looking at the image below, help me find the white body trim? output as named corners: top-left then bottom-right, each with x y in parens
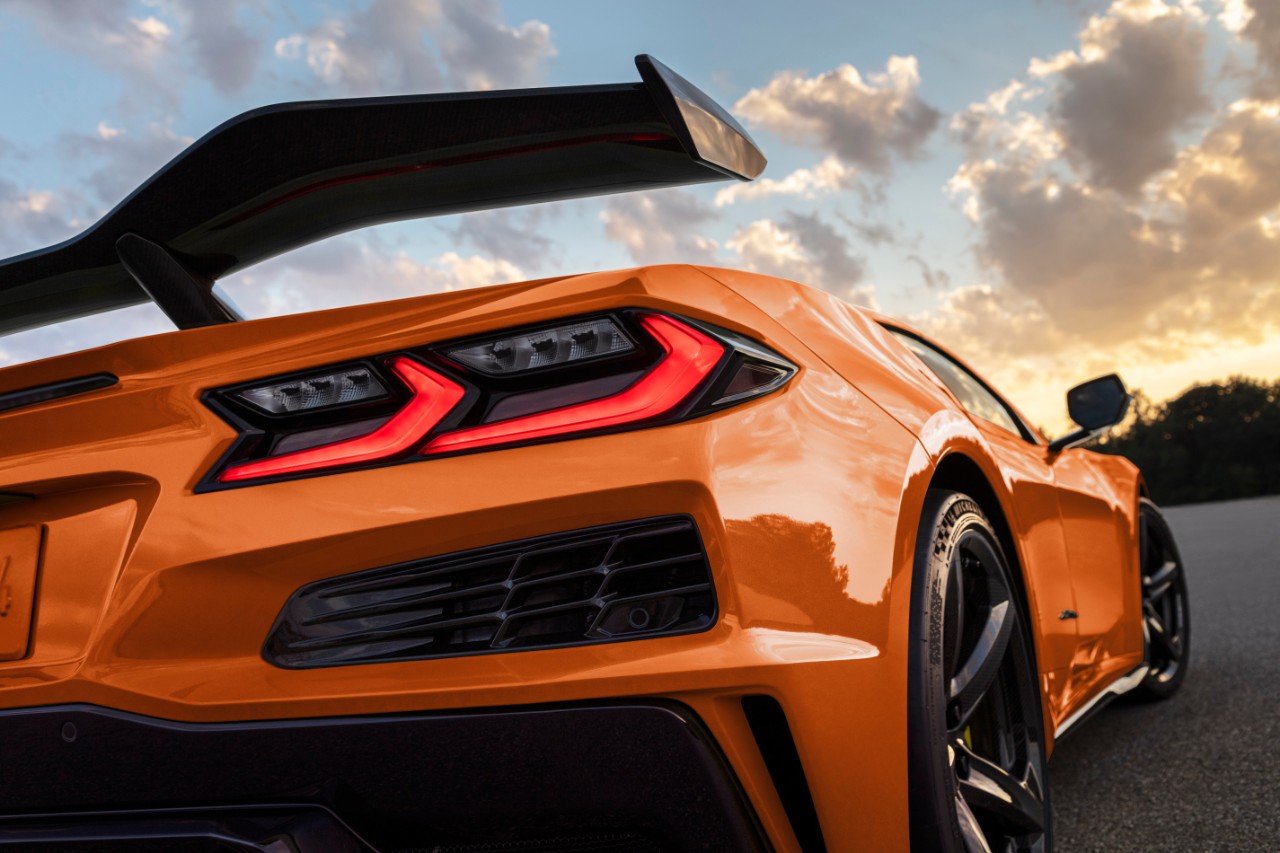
top-left (1054, 664), bottom-right (1150, 741)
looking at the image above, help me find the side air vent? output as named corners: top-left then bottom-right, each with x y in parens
top-left (265, 516), bottom-right (715, 668)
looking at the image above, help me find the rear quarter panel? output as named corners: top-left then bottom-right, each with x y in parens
top-left (701, 267), bottom-right (1143, 745)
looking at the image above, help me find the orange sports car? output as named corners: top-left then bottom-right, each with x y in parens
top-left (0, 56), bottom-right (1189, 852)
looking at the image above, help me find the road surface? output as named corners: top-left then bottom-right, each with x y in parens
top-left (1051, 494), bottom-right (1280, 851)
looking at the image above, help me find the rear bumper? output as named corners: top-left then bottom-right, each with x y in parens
top-left (0, 701), bottom-right (765, 852)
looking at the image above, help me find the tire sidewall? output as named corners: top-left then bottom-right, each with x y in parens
top-left (907, 488), bottom-right (1052, 852)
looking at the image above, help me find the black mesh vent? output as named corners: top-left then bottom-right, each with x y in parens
top-left (265, 516), bottom-right (715, 668)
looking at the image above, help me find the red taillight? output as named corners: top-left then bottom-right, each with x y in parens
top-left (218, 356), bottom-right (464, 482)
top-left (423, 314), bottom-right (723, 455)
top-left (202, 310), bottom-right (794, 489)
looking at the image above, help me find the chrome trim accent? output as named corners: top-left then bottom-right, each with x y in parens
top-left (1053, 664), bottom-right (1149, 740)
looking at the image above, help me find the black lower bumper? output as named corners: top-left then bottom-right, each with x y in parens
top-left (0, 701), bottom-right (767, 852)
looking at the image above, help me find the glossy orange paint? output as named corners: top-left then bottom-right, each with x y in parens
top-left (0, 264), bottom-right (1147, 851)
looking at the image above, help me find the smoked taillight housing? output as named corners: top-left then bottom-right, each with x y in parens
top-left (235, 366), bottom-right (389, 414)
top-left (199, 310), bottom-right (797, 489)
top-left (442, 317), bottom-right (636, 375)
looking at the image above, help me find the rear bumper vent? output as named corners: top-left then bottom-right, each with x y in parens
top-left (265, 516), bottom-right (716, 668)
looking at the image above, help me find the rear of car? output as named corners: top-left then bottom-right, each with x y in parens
top-left (0, 261), bottom-right (938, 851)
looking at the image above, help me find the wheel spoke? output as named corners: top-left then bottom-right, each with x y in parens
top-left (955, 740), bottom-right (1045, 835)
top-left (1143, 559), bottom-right (1179, 600)
top-left (948, 600), bottom-right (1013, 730)
top-left (1144, 603), bottom-right (1180, 661)
top-left (955, 791), bottom-right (995, 853)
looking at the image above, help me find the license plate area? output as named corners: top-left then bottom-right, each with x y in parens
top-left (0, 526), bottom-right (41, 661)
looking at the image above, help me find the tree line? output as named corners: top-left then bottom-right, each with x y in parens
top-left (1089, 376), bottom-right (1280, 506)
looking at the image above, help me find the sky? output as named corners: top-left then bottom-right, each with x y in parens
top-left (1, 0), bottom-right (1278, 432)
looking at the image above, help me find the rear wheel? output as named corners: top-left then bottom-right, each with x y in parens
top-left (908, 490), bottom-right (1051, 853)
top-left (1132, 497), bottom-right (1190, 701)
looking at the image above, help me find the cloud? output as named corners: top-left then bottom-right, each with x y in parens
top-left (732, 56), bottom-right (941, 173)
top-left (1236, 0), bottom-right (1280, 94)
top-left (937, 0), bottom-right (1280, 359)
top-left (954, 160), bottom-right (1187, 342)
top-left (952, 134), bottom-right (1280, 348)
top-left (905, 254), bottom-right (952, 290)
top-left (845, 217), bottom-right (900, 247)
top-left (3, 1), bottom-right (171, 76)
top-left (598, 190), bottom-right (719, 265)
top-left (713, 156), bottom-right (858, 206)
top-left (171, 1), bottom-right (264, 96)
top-left (598, 188), bottom-right (871, 303)
top-left (274, 0), bottom-right (555, 96)
top-left (2, 0), bottom-right (266, 105)
top-left (436, 0), bottom-right (555, 90)
top-left (0, 181), bottom-right (87, 255)
top-left (1048, 0), bottom-right (1209, 195)
top-left (1163, 99), bottom-right (1280, 240)
top-left (951, 80), bottom-right (1059, 162)
top-left (912, 284), bottom-right (1069, 362)
top-left (446, 208), bottom-right (558, 271)
top-left (59, 122), bottom-right (192, 207)
top-left (953, 1), bottom-right (1210, 197)
top-left (226, 236), bottom-right (526, 318)
top-left (725, 212), bottom-right (871, 303)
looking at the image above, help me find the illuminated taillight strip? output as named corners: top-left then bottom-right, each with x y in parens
top-left (218, 356), bottom-right (464, 482)
top-left (423, 313), bottom-right (723, 456)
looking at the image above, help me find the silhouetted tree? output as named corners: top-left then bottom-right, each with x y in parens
top-left (1090, 376), bottom-right (1280, 505)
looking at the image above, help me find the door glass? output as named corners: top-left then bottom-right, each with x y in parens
top-left (888, 330), bottom-right (1023, 437)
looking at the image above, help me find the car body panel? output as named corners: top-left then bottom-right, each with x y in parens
top-left (702, 266), bottom-right (1147, 743)
top-left (0, 264), bottom-right (1149, 851)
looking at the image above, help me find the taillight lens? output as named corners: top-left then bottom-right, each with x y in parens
top-left (219, 358), bottom-right (464, 483)
top-left (424, 314), bottom-right (721, 455)
top-left (200, 311), bottom-right (796, 489)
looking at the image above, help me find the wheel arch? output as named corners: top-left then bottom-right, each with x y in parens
top-left (926, 453), bottom-right (1033, 620)
top-left (923, 451), bottom-right (1051, 734)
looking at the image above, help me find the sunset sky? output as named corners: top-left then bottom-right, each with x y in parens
top-left (1, 0), bottom-right (1277, 431)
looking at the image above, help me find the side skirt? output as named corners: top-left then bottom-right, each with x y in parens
top-left (1052, 664), bottom-right (1150, 743)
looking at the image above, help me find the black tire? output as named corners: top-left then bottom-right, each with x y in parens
top-left (908, 490), bottom-right (1051, 852)
top-left (1131, 497), bottom-right (1190, 701)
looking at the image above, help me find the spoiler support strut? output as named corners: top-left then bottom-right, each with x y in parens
top-left (116, 234), bottom-right (241, 329)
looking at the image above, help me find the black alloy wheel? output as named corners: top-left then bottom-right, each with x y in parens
top-left (1132, 497), bottom-right (1190, 700)
top-left (909, 490), bottom-right (1051, 853)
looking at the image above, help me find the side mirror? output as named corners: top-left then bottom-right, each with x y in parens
top-left (1048, 373), bottom-right (1131, 453)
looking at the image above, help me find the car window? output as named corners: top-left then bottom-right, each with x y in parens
top-left (887, 330), bottom-right (1025, 438)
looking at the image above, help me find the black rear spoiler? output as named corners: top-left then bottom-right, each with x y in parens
top-left (0, 55), bottom-right (764, 335)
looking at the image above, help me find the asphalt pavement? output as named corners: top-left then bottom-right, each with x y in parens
top-left (1050, 494), bottom-right (1280, 851)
